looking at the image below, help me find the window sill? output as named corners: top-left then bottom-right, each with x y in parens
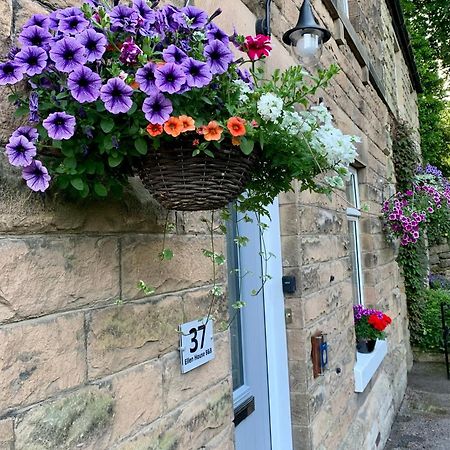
top-left (354, 339), bottom-right (388, 392)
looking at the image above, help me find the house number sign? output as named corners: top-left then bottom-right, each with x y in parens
top-left (179, 317), bottom-right (214, 373)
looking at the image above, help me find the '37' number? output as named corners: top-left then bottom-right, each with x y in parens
top-left (189, 324), bottom-right (206, 353)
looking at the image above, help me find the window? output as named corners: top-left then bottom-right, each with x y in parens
top-left (346, 167), bottom-right (364, 305)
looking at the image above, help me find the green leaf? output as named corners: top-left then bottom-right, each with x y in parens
top-left (159, 248), bottom-right (174, 261)
top-left (64, 157), bottom-right (77, 170)
top-left (94, 182), bottom-right (108, 197)
top-left (240, 137), bottom-right (255, 155)
top-left (70, 178), bottom-right (85, 191)
top-left (137, 280), bottom-right (155, 295)
top-left (108, 154), bottom-right (123, 167)
top-left (127, 102), bottom-right (138, 115)
top-left (134, 138), bottom-right (148, 155)
top-left (100, 117), bottom-right (115, 133)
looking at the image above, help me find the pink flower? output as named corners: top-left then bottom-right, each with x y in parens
top-left (243, 34), bottom-right (272, 60)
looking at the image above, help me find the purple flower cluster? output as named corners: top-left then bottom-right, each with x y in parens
top-left (4, 127), bottom-right (51, 192)
top-left (353, 304), bottom-right (384, 322)
top-left (382, 194), bottom-right (426, 245)
top-left (2, 1), bottom-right (238, 194)
top-left (383, 165), bottom-right (450, 246)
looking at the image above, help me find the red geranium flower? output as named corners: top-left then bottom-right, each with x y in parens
top-left (243, 34), bottom-right (272, 61)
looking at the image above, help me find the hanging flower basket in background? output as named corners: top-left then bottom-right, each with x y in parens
top-left (1, 1), bottom-right (360, 213)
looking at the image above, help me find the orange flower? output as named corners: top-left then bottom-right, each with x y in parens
top-left (164, 116), bottom-right (184, 137)
top-left (231, 136), bottom-right (241, 146)
top-left (196, 125), bottom-right (206, 135)
top-left (204, 121), bottom-right (223, 141)
top-left (227, 116), bottom-right (247, 137)
top-left (130, 80), bottom-right (140, 89)
top-left (146, 123), bottom-right (163, 137)
top-left (179, 115), bottom-right (196, 133)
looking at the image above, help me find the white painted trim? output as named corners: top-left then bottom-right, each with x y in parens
top-left (262, 199), bottom-right (294, 450)
top-left (354, 340), bottom-right (388, 392)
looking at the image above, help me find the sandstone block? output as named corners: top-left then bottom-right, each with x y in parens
top-left (203, 425), bottom-right (234, 450)
top-left (0, 236), bottom-right (120, 323)
top-left (0, 312), bottom-right (86, 412)
top-left (0, 418), bottom-right (14, 450)
top-left (301, 235), bottom-right (348, 265)
top-left (103, 360), bottom-right (163, 443)
top-left (120, 234), bottom-right (224, 300)
top-left (162, 331), bottom-right (230, 412)
top-left (87, 295), bottom-right (183, 379)
top-left (0, 0), bottom-right (12, 54)
top-left (15, 387), bottom-right (113, 450)
top-left (114, 379), bottom-right (232, 450)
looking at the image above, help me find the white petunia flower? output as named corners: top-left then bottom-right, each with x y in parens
top-left (310, 105), bottom-right (333, 125)
top-left (257, 93), bottom-right (284, 122)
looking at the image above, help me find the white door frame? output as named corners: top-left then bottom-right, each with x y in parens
top-left (262, 199), bottom-right (293, 450)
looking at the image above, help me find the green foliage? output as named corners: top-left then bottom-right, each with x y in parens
top-left (427, 205), bottom-right (450, 245)
top-left (401, 0), bottom-right (450, 176)
top-left (409, 288), bottom-right (450, 351)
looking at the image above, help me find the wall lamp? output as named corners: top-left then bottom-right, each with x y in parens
top-left (256, 0), bottom-right (332, 66)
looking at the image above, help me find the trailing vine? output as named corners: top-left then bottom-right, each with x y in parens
top-left (390, 121), bottom-right (428, 347)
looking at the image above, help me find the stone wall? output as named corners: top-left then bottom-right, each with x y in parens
top-left (429, 241), bottom-right (450, 278)
top-left (0, 1), bottom-right (419, 450)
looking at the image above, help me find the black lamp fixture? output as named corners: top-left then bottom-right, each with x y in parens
top-left (256, 0), bottom-right (331, 67)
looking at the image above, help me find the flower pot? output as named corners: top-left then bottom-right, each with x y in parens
top-left (356, 338), bottom-right (376, 354)
top-left (137, 137), bottom-right (258, 211)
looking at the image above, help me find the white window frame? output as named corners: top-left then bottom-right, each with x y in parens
top-left (346, 167), bottom-right (364, 305)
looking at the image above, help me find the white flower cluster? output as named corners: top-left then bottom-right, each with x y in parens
top-left (233, 79), bottom-right (252, 104)
top-left (257, 93), bottom-right (284, 122)
top-left (281, 111), bottom-right (312, 135)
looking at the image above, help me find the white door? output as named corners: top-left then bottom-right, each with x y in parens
top-left (228, 199), bottom-right (293, 450)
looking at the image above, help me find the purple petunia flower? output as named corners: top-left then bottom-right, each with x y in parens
top-left (49, 37), bottom-right (87, 73)
top-left (206, 23), bottom-right (229, 45)
top-left (133, 0), bottom-right (156, 23)
top-left (182, 58), bottom-right (212, 88)
top-left (29, 92), bottom-right (39, 122)
top-left (119, 38), bottom-right (142, 64)
top-left (43, 111), bottom-right (76, 140)
top-left (23, 14), bottom-right (51, 30)
top-left (163, 45), bottom-right (188, 64)
top-left (11, 126), bottom-right (39, 142)
top-left (78, 29), bottom-right (107, 62)
top-left (204, 39), bottom-right (234, 75)
top-left (161, 5), bottom-right (185, 31)
top-left (22, 160), bottom-right (51, 192)
top-left (154, 63), bottom-right (186, 94)
top-left (58, 14), bottom-right (89, 34)
top-left (135, 62), bottom-right (157, 95)
top-left (0, 61), bottom-right (25, 85)
top-left (142, 92), bottom-right (173, 124)
top-left (15, 46), bottom-right (48, 76)
top-left (56, 7), bottom-right (84, 20)
top-left (110, 5), bottom-right (139, 33)
top-left (68, 66), bottom-right (102, 103)
top-left (5, 136), bottom-right (37, 167)
top-left (19, 25), bottom-right (52, 49)
top-left (181, 6), bottom-right (208, 29)
top-left (100, 77), bottom-right (133, 114)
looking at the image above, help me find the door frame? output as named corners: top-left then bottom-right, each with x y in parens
top-left (261, 199), bottom-right (293, 450)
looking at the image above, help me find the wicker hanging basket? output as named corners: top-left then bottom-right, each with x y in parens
top-left (136, 138), bottom-right (257, 211)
